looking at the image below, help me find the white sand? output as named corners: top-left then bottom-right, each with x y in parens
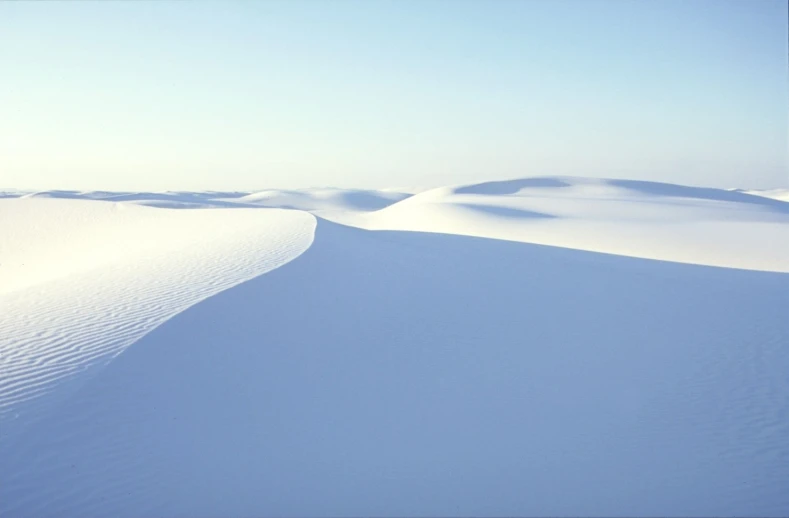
top-left (1, 177), bottom-right (787, 517)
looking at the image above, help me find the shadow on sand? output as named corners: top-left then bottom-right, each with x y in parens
top-left (2, 219), bottom-right (788, 517)
top-left (608, 179), bottom-right (789, 213)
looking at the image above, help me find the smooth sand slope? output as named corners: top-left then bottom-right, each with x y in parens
top-left (330, 177), bottom-right (789, 272)
top-left (0, 198), bottom-right (314, 438)
top-left (1, 177), bottom-right (788, 517)
top-left (744, 187), bottom-right (789, 203)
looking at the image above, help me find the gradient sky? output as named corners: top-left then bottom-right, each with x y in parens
top-left (1, 0), bottom-right (787, 191)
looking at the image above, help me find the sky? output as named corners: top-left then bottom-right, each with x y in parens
top-left (1, 0), bottom-right (787, 191)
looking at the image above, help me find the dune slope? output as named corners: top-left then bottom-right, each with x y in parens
top-left (333, 177), bottom-right (789, 272)
top-left (1, 219), bottom-right (787, 517)
top-left (0, 198), bottom-right (315, 438)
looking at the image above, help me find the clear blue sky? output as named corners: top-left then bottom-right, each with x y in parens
top-left (1, 0), bottom-right (787, 190)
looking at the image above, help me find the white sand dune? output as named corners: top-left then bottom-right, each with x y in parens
top-left (11, 187), bottom-right (412, 211)
top-left (0, 198), bottom-right (314, 439)
top-left (0, 177), bottom-right (788, 517)
top-left (744, 187), bottom-right (789, 203)
top-left (230, 187), bottom-right (411, 212)
top-left (331, 177), bottom-right (789, 272)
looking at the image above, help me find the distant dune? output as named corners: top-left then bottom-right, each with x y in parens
top-left (743, 187), bottom-right (789, 203)
top-left (232, 187), bottom-right (411, 211)
top-left (331, 176), bottom-right (789, 272)
top-left (1, 177), bottom-right (788, 517)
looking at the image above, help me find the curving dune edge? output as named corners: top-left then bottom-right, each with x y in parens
top-left (1, 177), bottom-right (788, 517)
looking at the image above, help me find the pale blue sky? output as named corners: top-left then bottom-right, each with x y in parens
top-left (1, 0), bottom-right (787, 190)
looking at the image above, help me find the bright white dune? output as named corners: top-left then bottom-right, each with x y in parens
top-left (331, 177), bottom-right (789, 272)
top-left (0, 178), bottom-right (788, 517)
top-left (0, 198), bottom-right (314, 437)
top-left (745, 187), bottom-right (789, 203)
top-left (229, 187), bottom-right (411, 212)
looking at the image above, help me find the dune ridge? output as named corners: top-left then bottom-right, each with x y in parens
top-left (0, 199), bottom-right (314, 440)
top-left (329, 177), bottom-right (789, 272)
top-left (1, 177), bottom-right (788, 516)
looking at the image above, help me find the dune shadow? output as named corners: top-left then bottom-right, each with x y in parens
top-left (337, 190), bottom-right (412, 211)
top-left (457, 203), bottom-right (557, 219)
top-left (241, 190), bottom-right (412, 211)
top-left (454, 177), bottom-right (571, 195)
top-left (24, 190), bottom-right (85, 199)
top-left (103, 192), bottom-right (261, 209)
top-left (13, 191), bottom-right (262, 209)
top-left (608, 179), bottom-right (789, 213)
top-left (2, 220), bottom-right (787, 517)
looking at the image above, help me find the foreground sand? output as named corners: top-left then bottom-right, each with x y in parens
top-left (1, 177), bottom-right (787, 516)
